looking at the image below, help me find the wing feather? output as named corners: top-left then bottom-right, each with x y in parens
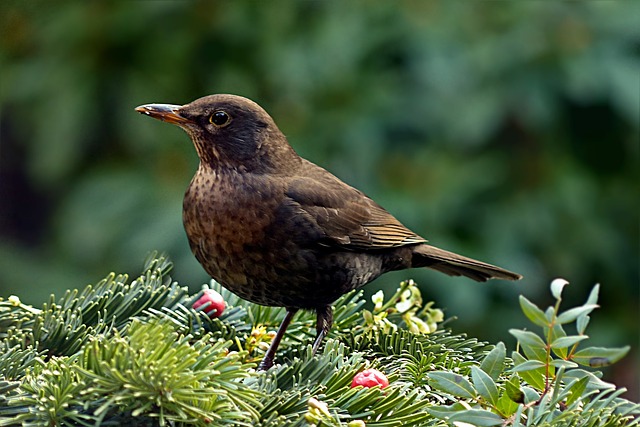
top-left (285, 174), bottom-right (426, 251)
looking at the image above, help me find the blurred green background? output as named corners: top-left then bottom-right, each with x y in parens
top-left (1, 1), bottom-right (638, 398)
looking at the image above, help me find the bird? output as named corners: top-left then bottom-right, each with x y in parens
top-left (135, 94), bottom-right (522, 370)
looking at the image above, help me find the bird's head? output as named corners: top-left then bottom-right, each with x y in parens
top-left (135, 94), bottom-right (298, 172)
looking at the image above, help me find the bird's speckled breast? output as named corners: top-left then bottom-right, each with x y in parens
top-left (183, 165), bottom-right (279, 292)
top-left (182, 164), bottom-right (386, 308)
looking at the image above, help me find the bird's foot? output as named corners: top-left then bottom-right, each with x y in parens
top-left (311, 329), bottom-right (327, 355)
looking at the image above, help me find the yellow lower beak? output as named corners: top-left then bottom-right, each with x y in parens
top-left (135, 103), bottom-right (193, 126)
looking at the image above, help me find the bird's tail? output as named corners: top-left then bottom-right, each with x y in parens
top-left (411, 244), bottom-right (522, 282)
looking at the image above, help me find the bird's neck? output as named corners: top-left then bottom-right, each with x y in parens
top-left (197, 152), bottom-right (304, 178)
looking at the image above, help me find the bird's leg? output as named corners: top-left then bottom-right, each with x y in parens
top-left (258, 308), bottom-right (298, 371)
top-left (311, 305), bottom-right (333, 355)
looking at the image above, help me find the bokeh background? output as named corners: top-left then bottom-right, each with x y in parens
top-left (1, 1), bottom-right (638, 399)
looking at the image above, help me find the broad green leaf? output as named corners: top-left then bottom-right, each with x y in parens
top-left (575, 284), bottom-right (598, 336)
top-left (547, 323), bottom-right (568, 358)
top-left (509, 329), bottom-right (546, 348)
top-left (565, 376), bottom-right (589, 407)
top-left (551, 335), bottom-right (588, 349)
top-left (519, 296), bottom-right (548, 327)
top-left (522, 386), bottom-right (540, 404)
top-left (471, 366), bottom-right (499, 405)
top-left (556, 304), bottom-right (599, 324)
top-left (505, 374), bottom-right (524, 403)
top-left (545, 306), bottom-right (555, 321)
top-left (510, 360), bottom-right (546, 372)
top-left (480, 342), bottom-right (505, 381)
top-left (550, 278), bottom-right (569, 300)
top-left (428, 371), bottom-right (476, 399)
top-left (550, 359), bottom-right (578, 369)
top-left (510, 329), bottom-right (547, 362)
top-left (512, 352), bottom-right (546, 391)
top-left (585, 284), bottom-right (600, 305)
top-left (449, 409), bottom-right (504, 426)
top-left (563, 369), bottom-right (615, 390)
top-left (576, 314), bottom-right (590, 335)
top-left (571, 346), bottom-right (630, 367)
top-left (425, 402), bottom-right (467, 420)
top-left (522, 343), bottom-right (548, 363)
top-left (496, 392), bottom-right (518, 417)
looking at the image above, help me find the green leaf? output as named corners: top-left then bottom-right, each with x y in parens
top-left (508, 329), bottom-right (546, 348)
top-left (480, 342), bottom-right (505, 381)
top-left (522, 386), bottom-right (540, 404)
top-left (585, 284), bottom-right (600, 305)
top-left (576, 285), bottom-right (598, 335)
top-left (563, 369), bottom-right (615, 390)
top-left (550, 278), bottom-right (569, 300)
top-left (547, 323), bottom-right (568, 358)
top-left (512, 352), bottom-right (546, 391)
top-left (545, 306), bottom-right (555, 321)
top-left (505, 375), bottom-right (524, 404)
top-left (509, 329), bottom-right (547, 361)
top-left (519, 296), bottom-right (549, 327)
top-left (510, 360), bottom-right (546, 372)
top-left (425, 402), bottom-right (467, 420)
top-left (556, 304), bottom-right (599, 324)
top-left (565, 376), bottom-right (589, 407)
top-left (551, 335), bottom-right (588, 349)
top-left (571, 346), bottom-right (630, 367)
top-left (550, 359), bottom-right (578, 369)
top-left (496, 392), bottom-right (519, 417)
top-left (576, 314), bottom-right (590, 335)
top-left (428, 371), bottom-right (476, 399)
top-left (471, 366), bottom-right (499, 405)
top-left (449, 409), bottom-right (504, 426)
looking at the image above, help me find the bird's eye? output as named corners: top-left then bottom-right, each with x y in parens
top-left (209, 110), bottom-right (231, 127)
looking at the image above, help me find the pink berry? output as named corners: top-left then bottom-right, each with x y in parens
top-left (351, 369), bottom-right (389, 389)
top-left (192, 289), bottom-right (225, 318)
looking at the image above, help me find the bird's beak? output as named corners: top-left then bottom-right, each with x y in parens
top-left (135, 103), bottom-right (193, 126)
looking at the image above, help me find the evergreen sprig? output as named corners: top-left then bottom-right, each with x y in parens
top-left (0, 256), bottom-right (637, 426)
top-left (78, 319), bottom-right (260, 426)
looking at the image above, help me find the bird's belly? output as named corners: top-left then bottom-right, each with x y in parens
top-left (184, 203), bottom-right (384, 308)
top-left (195, 241), bottom-right (386, 307)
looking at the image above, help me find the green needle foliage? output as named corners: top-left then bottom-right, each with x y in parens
top-left (0, 256), bottom-right (637, 426)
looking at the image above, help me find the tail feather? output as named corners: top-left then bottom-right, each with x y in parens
top-left (411, 244), bottom-right (522, 282)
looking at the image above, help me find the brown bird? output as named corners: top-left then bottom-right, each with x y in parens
top-left (135, 94), bottom-right (521, 369)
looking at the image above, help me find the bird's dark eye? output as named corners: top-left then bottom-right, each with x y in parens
top-left (209, 110), bottom-right (231, 127)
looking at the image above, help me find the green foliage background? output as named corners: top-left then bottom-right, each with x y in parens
top-left (1, 0), bottom-right (638, 399)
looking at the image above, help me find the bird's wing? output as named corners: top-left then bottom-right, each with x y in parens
top-left (284, 175), bottom-right (426, 250)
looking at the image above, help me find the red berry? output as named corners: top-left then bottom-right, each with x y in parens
top-left (192, 289), bottom-right (225, 318)
top-left (351, 369), bottom-right (389, 389)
